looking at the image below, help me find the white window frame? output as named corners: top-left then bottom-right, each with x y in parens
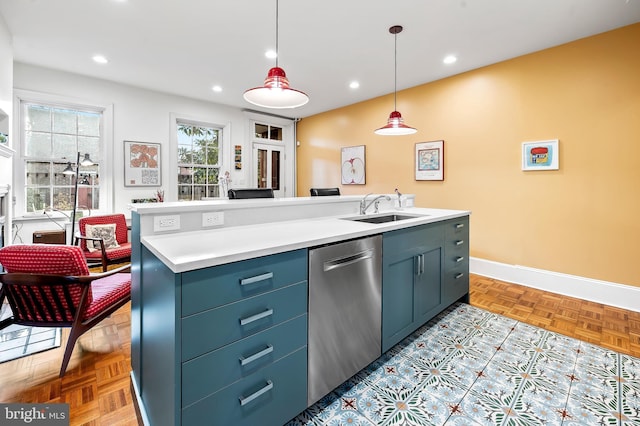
top-left (169, 113), bottom-right (230, 201)
top-left (13, 89), bottom-right (114, 216)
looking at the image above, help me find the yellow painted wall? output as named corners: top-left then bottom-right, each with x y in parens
top-left (296, 23), bottom-right (640, 287)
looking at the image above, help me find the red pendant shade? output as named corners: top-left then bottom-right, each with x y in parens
top-left (243, 0), bottom-right (309, 109)
top-left (375, 110), bottom-right (417, 135)
top-left (375, 25), bottom-right (417, 136)
top-left (243, 66), bottom-right (309, 109)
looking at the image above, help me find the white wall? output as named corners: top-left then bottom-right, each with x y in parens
top-left (13, 63), bottom-right (253, 217)
top-left (0, 15), bottom-right (14, 246)
top-left (0, 14), bottom-right (13, 181)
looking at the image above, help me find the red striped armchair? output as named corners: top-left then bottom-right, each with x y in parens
top-left (0, 244), bottom-right (131, 377)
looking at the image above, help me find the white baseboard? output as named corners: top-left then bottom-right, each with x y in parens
top-left (470, 257), bottom-right (640, 313)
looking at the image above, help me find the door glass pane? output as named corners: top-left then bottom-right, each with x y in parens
top-left (270, 126), bottom-right (282, 141)
top-left (255, 123), bottom-right (268, 139)
top-left (257, 149), bottom-right (267, 188)
top-left (271, 151), bottom-right (280, 190)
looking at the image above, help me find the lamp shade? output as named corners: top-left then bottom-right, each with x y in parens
top-left (243, 67), bottom-right (309, 109)
top-left (62, 162), bottom-right (75, 175)
top-left (374, 111), bottom-right (417, 135)
top-left (80, 153), bottom-right (94, 166)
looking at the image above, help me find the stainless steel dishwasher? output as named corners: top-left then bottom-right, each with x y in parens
top-left (308, 235), bottom-right (382, 406)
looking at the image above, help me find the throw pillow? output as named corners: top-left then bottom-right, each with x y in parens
top-left (85, 223), bottom-right (120, 252)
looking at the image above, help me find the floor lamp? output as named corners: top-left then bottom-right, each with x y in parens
top-left (62, 152), bottom-right (94, 243)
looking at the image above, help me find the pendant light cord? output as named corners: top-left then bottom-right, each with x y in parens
top-left (394, 30), bottom-right (397, 111)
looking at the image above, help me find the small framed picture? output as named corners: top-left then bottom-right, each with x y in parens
top-left (341, 145), bottom-right (366, 185)
top-left (522, 139), bottom-right (559, 171)
top-left (415, 140), bottom-right (444, 181)
top-left (124, 141), bottom-right (161, 186)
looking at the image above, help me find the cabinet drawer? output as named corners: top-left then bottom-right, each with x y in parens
top-left (443, 264), bottom-right (469, 303)
top-left (182, 249), bottom-right (307, 317)
top-left (182, 281), bottom-right (307, 361)
top-left (444, 249), bottom-right (468, 270)
top-left (384, 223), bottom-right (443, 262)
top-left (182, 314), bottom-right (307, 407)
top-left (445, 216), bottom-right (469, 240)
top-left (182, 347), bottom-right (307, 426)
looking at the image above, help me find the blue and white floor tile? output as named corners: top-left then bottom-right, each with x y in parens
top-left (286, 303), bottom-right (640, 425)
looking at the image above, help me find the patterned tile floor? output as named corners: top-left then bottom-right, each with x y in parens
top-left (287, 303), bottom-right (640, 426)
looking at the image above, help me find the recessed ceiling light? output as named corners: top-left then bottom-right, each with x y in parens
top-left (92, 55), bottom-right (108, 64)
top-left (349, 81), bottom-right (360, 89)
top-left (443, 55), bottom-right (457, 65)
top-left (265, 50), bottom-right (277, 59)
top-left (212, 85), bottom-right (222, 92)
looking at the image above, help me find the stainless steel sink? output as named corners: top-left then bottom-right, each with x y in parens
top-left (343, 213), bottom-right (426, 224)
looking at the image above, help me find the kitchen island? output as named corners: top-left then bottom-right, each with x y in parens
top-left (129, 195), bottom-right (470, 426)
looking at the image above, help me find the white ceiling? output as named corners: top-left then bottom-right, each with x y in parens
top-left (1, 0), bottom-right (639, 119)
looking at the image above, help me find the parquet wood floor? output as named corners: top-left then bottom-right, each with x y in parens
top-left (1, 273), bottom-right (639, 425)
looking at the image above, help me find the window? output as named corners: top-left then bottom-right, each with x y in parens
top-left (22, 103), bottom-right (102, 213)
top-left (254, 123), bottom-right (282, 141)
top-left (177, 122), bottom-right (221, 200)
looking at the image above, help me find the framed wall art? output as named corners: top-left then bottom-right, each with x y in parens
top-left (415, 140), bottom-right (444, 181)
top-left (341, 145), bottom-right (366, 185)
top-left (522, 139), bottom-right (559, 171)
top-left (124, 141), bottom-right (161, 186)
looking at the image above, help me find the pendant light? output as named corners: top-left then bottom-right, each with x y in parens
top-left (243, 0), bottom-right (309, 109)
top-left (375, 25), bottom-right (417, 136)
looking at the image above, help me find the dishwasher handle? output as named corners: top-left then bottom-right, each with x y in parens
top-left (323, 249), bottom-right (374, 272)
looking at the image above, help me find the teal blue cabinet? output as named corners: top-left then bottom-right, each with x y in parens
top-left (442, 217), bottom-right (470, 306)
top-left (382, 223), bottom-right (443, 352)
top-left (382, 217), bottom-right (470, 353)
top-left (133, 247), bottom-right (308, 426)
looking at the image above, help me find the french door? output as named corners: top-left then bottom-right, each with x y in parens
top-left (253, 143), bottom-right (284, 198)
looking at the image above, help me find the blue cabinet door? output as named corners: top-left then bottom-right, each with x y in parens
top-left (382, 223), bottom-right (444, 352)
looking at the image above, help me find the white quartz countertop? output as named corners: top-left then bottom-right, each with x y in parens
top-left (141, 207), bottom-right (470, 273)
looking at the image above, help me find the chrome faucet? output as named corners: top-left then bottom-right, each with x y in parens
top-left (360, 193), bottom-right (391, 215)
top-left (394, 188), bottom-right (402, 209)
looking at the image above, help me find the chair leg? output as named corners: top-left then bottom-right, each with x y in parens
top-left (59, 327), bottom-right (83, 377)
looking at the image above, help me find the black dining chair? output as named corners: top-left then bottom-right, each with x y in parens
top-left (310, 188), bottom-right (341, 196)
top-left (227, 188), bottom-right (275, 199)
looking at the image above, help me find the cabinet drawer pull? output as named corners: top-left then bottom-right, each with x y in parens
top-left (239, 345), bottom-right (274, 366)
top-left (240, 272), bottom-right (274, 286)
top-left (455, 240), bottom-right (464, 246)
top-left (455, 256), bottom-right (465, 263)
top-left (455, 273), bottom-right (465, 279)
top-left (455, 223), bottom-right (465, 229)
top-left (239, 308), bottom-right (274, 326)
top-left (239, 380), bottom-right (273, 406)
